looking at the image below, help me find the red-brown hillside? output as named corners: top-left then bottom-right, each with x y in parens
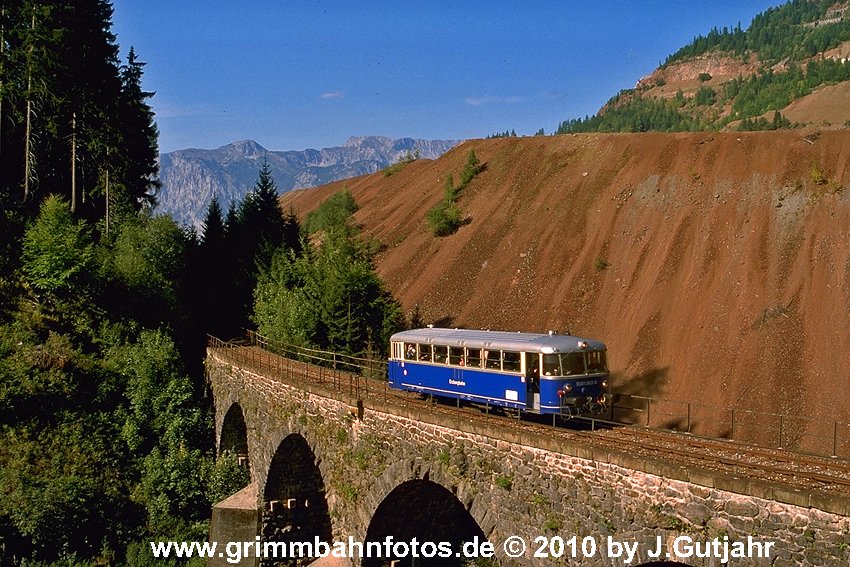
top-left (281, 131), bottom-right (850, 432)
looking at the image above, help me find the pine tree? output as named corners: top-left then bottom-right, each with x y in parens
top-left (22, 194), bottom-right (94, 298)
top-left (201, 196), bottom-right (225, 245)
top-left (221, 161), bottom-right (294, 335)
top-left (0, 1), bottom-right (157, 219)
top-left (114, 46), bottom-right (159, 211)
top-left (239, 159), bottom-right (286, 271)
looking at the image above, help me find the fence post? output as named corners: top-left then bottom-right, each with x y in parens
top-left (686, 403), bottom-right (691, 433)
top-left (778, 415), bottom-right (784, 448)
top-left (834, 421), bottom-right (838, 458)
top-left (645, 398), bottom-right (650, 427)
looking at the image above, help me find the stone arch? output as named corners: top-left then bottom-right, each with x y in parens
top-left (363, 479), bottom-right (486, 567)
top-left (219, 402), bottom-right (251, 479)
top-left (262, 433), bottom-right (332, 566)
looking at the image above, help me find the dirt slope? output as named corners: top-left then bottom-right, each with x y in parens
top-left (781, 81), bottom-right (850, 128)
top-left (281, 131), bottom-right (850, 429)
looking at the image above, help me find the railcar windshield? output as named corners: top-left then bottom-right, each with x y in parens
top-left (542, 351), bottom-right (608, 376)
top-left (562, 352), bottom-right (586, 375)
top-left (543, 354), bottom-right (560, 376)
top-left (586, 350), bottom-right (607, 373)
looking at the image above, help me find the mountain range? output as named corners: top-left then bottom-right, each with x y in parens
top-left (155, 136), bottom-right (459, 231)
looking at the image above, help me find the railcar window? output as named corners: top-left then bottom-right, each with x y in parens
top-left (503, 351), bottom-right (521, 372)
top-left (434, 345), bottom-right (448, 364)
top-left (587, 351), bottom-right (607, 373)
top-left (484, 350), bottom-right (501, 369)
top-left (449, 346), bottom-right (464, 365)
top-left (466, 348), bottom-right (482, 368)
top-left (417, 344), bottom-right (431, 362)
top-left (561, 352), bottom-right (585, 375)
top-left (405, 343), bottom-right (416, 360)
top-left (543, 354), bottom-right (560, 376)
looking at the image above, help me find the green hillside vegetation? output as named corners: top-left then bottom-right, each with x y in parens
top-left (0, 2), bottom-right (399, 565)
top-left (665, 0), bottom-right (850, 65)
top-left (557, 0), bottom-right (850, 134)
top-left (426, 149), bottom-right (482, 237)
top-left (304, 187), bottom-right (359, 234)
top-left (254, 189), bottom-right (403, 356)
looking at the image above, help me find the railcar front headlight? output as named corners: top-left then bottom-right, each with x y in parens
top-left (601, 379), bottom-right (609, 390)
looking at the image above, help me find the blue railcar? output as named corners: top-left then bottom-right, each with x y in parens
top-left (388, 328), bottom-right (610, 416)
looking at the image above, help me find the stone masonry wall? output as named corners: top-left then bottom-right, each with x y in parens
top-left (208, 350), bottom-right (850, 566)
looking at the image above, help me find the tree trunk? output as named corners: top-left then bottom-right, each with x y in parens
top-left (23, 12), bottom-right (35, 201)
top-left (71, 112), bottom-right (76, 213)
top-left (0, 7), bottom-right (5, 163)
top-left (105, 164), bottom-right (110, 235)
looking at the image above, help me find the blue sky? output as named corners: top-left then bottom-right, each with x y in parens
top-left (110, 1), bottom-right (781, 154)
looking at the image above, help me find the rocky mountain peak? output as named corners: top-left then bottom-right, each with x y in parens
top-left (155, 135), bottom-right (459, 232)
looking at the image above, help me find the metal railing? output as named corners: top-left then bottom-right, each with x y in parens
top-left (610, 394), bottom-right (850, 458)
top-left (208, 331), bottom-right (388, 401)
top-left (208, 333), bottom-right (850, 460)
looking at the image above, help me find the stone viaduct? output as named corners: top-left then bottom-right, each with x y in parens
top-left (206, 344), bottom-right (850, 567)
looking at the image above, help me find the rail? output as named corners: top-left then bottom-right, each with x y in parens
top-left (207, 332), bottom-right (850, 460)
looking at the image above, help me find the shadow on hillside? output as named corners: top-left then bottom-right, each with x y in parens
top-left (614, 366), bottom-right (669, 399)
top-left (611, 367), bottom-right (673, 428)
top-left (432, 316), bottom-right (456, 328)
top-left (661, 416), bottom-right (689, 432)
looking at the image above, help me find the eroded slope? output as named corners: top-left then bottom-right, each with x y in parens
top-left (281, 131), bottom-right (850, 426)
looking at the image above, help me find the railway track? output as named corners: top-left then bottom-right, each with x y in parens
top-left (211, 344), bottom-right (850, 496)
top-left (589, 426), bottom-right (850, 491)
top-left (598, 426), bottom-right (850, 482)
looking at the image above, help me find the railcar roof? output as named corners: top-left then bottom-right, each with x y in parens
top-left (391, 328), bottom-right (606, 353)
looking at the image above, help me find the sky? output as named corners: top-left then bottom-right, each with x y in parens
top-left (110, 1), bottom-right (782, 154)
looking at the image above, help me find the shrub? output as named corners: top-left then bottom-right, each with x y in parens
top-left (426, 201), bottom-right (462, 237)
top-left (810, 162), bottom-right (828, 186)
top-left (304, 188), bottom-right (358, 234)
top-left (694, 86), bottom-right (716, 106)
top-left (426, 151), bottom-right (483, 237)
top-left (595, 257), bottom-right (610, 272)
top-left (495, 474), bottom-right (513, 490)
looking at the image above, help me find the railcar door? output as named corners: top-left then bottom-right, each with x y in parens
top-left (525, 352), bottom-right (540, 412)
